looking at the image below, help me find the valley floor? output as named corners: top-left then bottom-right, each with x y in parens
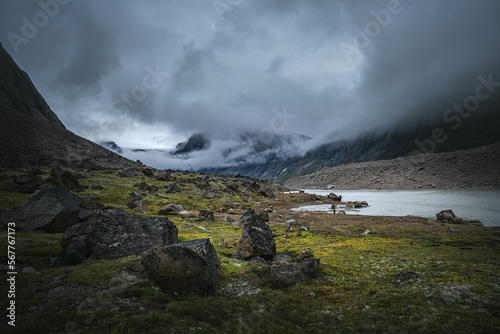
top-left (0, 169), bottom-right (499, 333)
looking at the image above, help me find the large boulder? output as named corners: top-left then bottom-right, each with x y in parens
top-left (141, 238), bottom-right (221, 296)
top-left (203, 190), bottom-right (217, 199)
top-left (327, 193), bottom-right (342, 202)
top-left (226, 183), bottom-right (239, 192)
top-left (154, 170), bottom-right (171, 181)
top-left (47, 166), bottom-right (79, 190)
top-left (233, 208), bottom-right (276, 260)
top-left (198, 210), bottom-right (214, 222)
top-left (436, 210), bottom-right (456, 221)
top-left (61, 208), bottom-right (178, 264)
top-left (233, 207), bottom-right (258, 226)
top-left (436, 209), bottom-right (467, 224)
top-left (287, 223), bottom-right (309, 232)
top-left (1, 189), bottom-right (80, 232)
top-left (142, 166), bottom-right (155, 177)
top-left (346, 201), bottom-right (368, 208)
top-left (158, 203), bottom-right (187, 215)
top-left (164, 183), bottom-right (181, 193)
top-left (134, 200), bottom-right (150, 213)
top-left (258, 187), bottom-right (277, 199)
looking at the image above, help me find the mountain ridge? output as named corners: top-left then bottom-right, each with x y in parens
top-left (0, 43), bottom-right (138, 170)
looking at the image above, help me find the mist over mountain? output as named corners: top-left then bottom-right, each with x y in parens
top-left (1, 0), bottom-right (499, 156)
top-left (118, 131), bottom-right (311, 173)
top-left (1, 1), bottom-right (499, 180)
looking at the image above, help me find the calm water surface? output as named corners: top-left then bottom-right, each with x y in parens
top-left (291, 189), bottom-right (500, 227)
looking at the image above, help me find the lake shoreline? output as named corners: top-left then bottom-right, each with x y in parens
top-left (284, 189), bottom-right (500, 227)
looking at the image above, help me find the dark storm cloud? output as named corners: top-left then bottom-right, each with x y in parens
top-left (52, 3), bottom-right (121, 99)
top-left (0, 0), bottom-right (499, 154)
top-left (267, 56), bottom-right (287, 75)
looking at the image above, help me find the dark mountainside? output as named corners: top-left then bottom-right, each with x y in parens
top-left (204, 110), bottom-right (500, 182)
top-left (0, 42), bottom-right (64, 128)
top-left (0, 43), bottom-right (139, 170)
top-left (172, 133), bottom-right (211, 155)
top-left (286, 142), bottom-right (500, 190)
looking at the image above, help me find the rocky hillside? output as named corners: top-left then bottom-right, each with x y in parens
top-left (286, 142), bottom-right (500, 190)
top-left (0, 43), bottom-right (64, 128)
top-left (0, 43), bottom-right (138, 170)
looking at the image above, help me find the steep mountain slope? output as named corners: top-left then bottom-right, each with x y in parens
top-left (172, 134), bottom-right (210, 155)
top-left (0, 43), bottom-right (138, 170)
top-left (285, 142), bottom-right (500, 190)
top-left (205, 109), bottom-right (500, 182)
top-left (0, 43), bottom-right (64, 128)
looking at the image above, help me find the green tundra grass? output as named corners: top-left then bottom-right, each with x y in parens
top-left (0, 168), bottom-right (499, 333)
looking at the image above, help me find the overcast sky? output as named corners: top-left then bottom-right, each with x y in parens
top-left (1, 0), bottom-right (499, 150)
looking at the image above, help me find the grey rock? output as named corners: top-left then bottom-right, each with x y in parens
top-left (127, 200), bottom-right (137, 209)
top-left (393, 271), bottom-right (420, 286)
top-left (165, 183), bottom-right (181, 193)
top-left (198, 210), bottom-right (214, 222)
top-left (258, 187), bottom-right (277, 199)
top-left (468, 219), bottom-right (483, 226)
top-left (311, 194), bottom-right (322, 201)
top-left (327, 193), bottom-right (342, 202)
top-left (130, 192), bottom-right (142, 201)
top-left (271, 253), bottom-right (292, 264)
top-left (203, 190), bottom-right (217, 199)
top-left (134, 200), bottom-right (150, 213)
top-left (47, 166), bottom-right (79, 190)
top-left (154, 170), bottom-right (171, 181)
top-left (61, 207), bottom-right (178, 265)
top-left (233, 208), bottom-right (276, 260)
top-left (141, 238), bottom-right (220, 296)
top-left (346, 201), bottom-right (368, 208)
top-left (158, 203), bottom-right (187, 215)
top-left (436, 210), bottom-right (456, 221)
top-left (118, 170), bottom-right (136, 178)
top-left (142, 166), bottom-right (154, 177)
top-left (226, 183), bottom-right (239, 192)
top-left (233, 207), bottom-right (257, 226)
top-left (1, 189), bottom-right (80, 232)
top-left (287, 223), bottom-right (309, 232)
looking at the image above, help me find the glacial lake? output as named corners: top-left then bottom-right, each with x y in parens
top-left (291, 189), bottom-right (500, 227)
